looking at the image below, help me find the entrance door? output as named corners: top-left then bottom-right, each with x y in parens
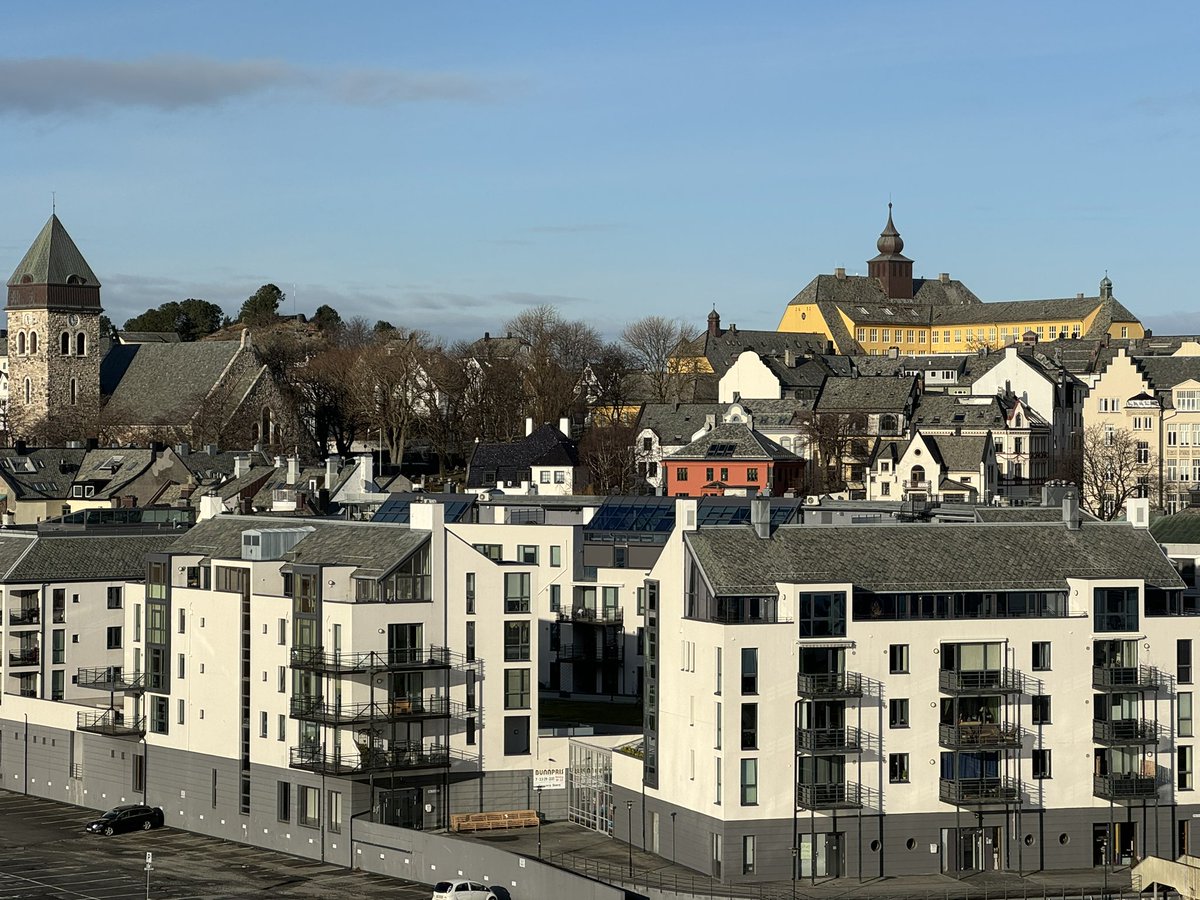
top-left (798, 832), bottom-right (844, 878)
top-left (1114, 821), bottom-right (1137, 865)
top-left (381, 787), bottom-right (423, 829)
top-left (1093, 823), bottom-right (1109, 866)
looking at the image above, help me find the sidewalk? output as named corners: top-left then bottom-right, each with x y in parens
top-left (465, 820), bottom-right (1137, 900)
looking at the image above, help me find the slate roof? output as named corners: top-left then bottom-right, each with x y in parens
top-left (975, 507), bottom-right (1075, 524)
top-left (7, 215), bottom-right (100, 287)
top-left (684, 521), bottom-right (1184, 594)
top-left (854, 355), bottom-right (970, 376)
top-left (1150, 507), bottom-right (1200, 544)
top-left (735, 399), bottom-right (812, 427)
top-left (466, 424), bottom-right (580, 488)
top-left (73, 448), bottom-right (155, 498)
top-left (928, 295), bottom-right (1139, 331)
top-left (118, 332), bottom-right (181, 344)
top-left (0, 533), bottom-right (37, 573)
top-left (667, 422), bottom-right (798, 462)
top-left (911, 396), bottom-right (1006, 429)
top-left (815, 376), bottom-right (918, 413)
top-left (0, 448), bottom-right (87, 500)
top-left (2, 534), bottom-right (178, 582)
top-left (636, 404), bottom-right (723, 445)
top-left (1132, 356), bottom-right (1200, 393)
top-left (787, 274), bottom-right (982, 311)
top-left (101, 341), bottom-right (243, 424)
top-left (166, 514), bottom-right (252, 559)
top-left (921, 432), bottom-right (992, 471)
top-left (280, 522), bottom-right (428, 578)
top-left (692, 328), bottom-right (832, 378)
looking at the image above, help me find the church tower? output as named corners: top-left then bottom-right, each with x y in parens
top-left (6, 215), bottom-right (103, 439)
top-left (867, 203), bottom-right (914, 300)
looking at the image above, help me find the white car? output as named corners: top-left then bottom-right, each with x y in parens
top-left (431, 880), bottom-right (496, 900)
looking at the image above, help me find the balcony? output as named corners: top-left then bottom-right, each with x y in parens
top-left (1094, 773), bottom-right (1159, 801)
top-left (289, 742), bottom-right (460, 777)
top-left (939, 776), bottom-right (1021, 806)
top-left (9, 649), bottom-right (39, 667)
top-left (570, 607), bottom-right (624, 625)
top-left (77, 709), bottom-right (145, 738)
top-left (1092, 665), bottom-right (1162, 692)
top-left (289, 695), bottom-right (456, 725)
top-left (9, 609), bottom-right (39, 626)
top-left (938, 668), bottom-right (1022, 695)
top-left (76, 668), bottom-right (146, 694)
top-left (1092, 719), bottom-right (1158, 746)
top-left (797, 671), bottom-right (863, 698)
top-left (902, 479), bottom-right (932, 491)
top-left (796, 780), bottom-right (862, 810)
top-left (557, 641), bottom-right (624, 664)
top-left (290, 646), bottom-right (454, 674)
top-left (938, 723), bottom-right (1022, 750)
top-left (796, 725), bottom-right (861, 754)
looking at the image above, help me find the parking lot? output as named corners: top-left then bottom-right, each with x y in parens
top-left (0, 790), bottom-right (430, 898)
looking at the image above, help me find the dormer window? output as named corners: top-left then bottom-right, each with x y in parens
top-left (66, 274), bottom-right (86, 285)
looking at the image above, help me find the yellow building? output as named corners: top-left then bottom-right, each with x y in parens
top-left (778, 207), bottom-right (1143, 354)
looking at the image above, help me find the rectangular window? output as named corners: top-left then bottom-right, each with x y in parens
top-left (742, 834), bottom-right (756, 875)
top-left (1181, 639), bottom-right (1194, 684)
top-left (889, 753), bottom-right (909, 783)
top-left (882, 328), bottom-right (891, 342)
top-left (504, 668), bottom-right (531, 709)
top-left (740, 759), bottom-right (758, 806)
top-left (328, 791), bottom-right (342, 833)
top-left (504, 572), bottom-right (531, 613)
top-left (466, 670), bottom-right (476, 711)
top-left (856, 328), bottom-right (865, 342)
top-left (135, 604), bottom-right (142, 641)
top-left (211, 769), bottom-right (218, 808)
top-left (278, 666), bottom-right (286, 692)
top-left (106, 626), bottom-right (122, 649)
top-left (549, 584), bottom-right (560, 613)
top-left (276, 782), bottom-right (290, 825)
top-left (540, 470), bottom-right (550, 483)
top-left (1032, 694), bottom-right (1051, 725)
top-left (889, 698), bottom-right (909, 728)
top-left (677, 467), bottom-right (688, 482)
top-left (741, 648), bottom-right (757, 694)
top-left (1180, 747), bottom-right (1194, 791)
top-left (177, 699), bottom-right (185, 725)
top-left (178, 608), bottom-right (186, 634)
top-left (52, 630), bottom-right (64, 665)
top-left (278, 618), bottom-right (287, 645)
top-left (1034, 749), bottom-right (1052, 779)
top-left (151, 696), bottom-right (168, 735)
top-left (51, 670), bottom-right (64, 701)
top-left (107, 587), bottom-right (122, 609)
top-left (260, 711), bottom-right (268, 737)
top-left (132, 756), bottom-right (145, 793)
top-left (1032, 642), bottom-right (1051, 671)
top-left (466, 716), bottom-right (476, 745)
top-left (746, 467), bottom-right (758, 482)
top-left (550, 545), bottom-right (562, 567)
top-left (869, 328), bottom-right (878, 343)
top-left (516, 544), bottom-right (539, 564)
top-left (1094, 586), bottom-right (1138, 632)
top-left (889, 644), bottom-right (909, 674)
top-left (796, 591), bottom-right (847, 637)
top-left (278, 714), bottom-right (286, 741)
top-left (715, 758), bottom-right (722, 805)
top-left (504, 622), bottom-right (531, 661)
top-left (1180, 692), bottom-right (1193, 738)
top-left (715, 646), bottom-right (722, 695)
top-left (503, 715), bottom-right (531, 756)
top-left (178, 654), bottom-right (186, 680)
top-left (741, 703), bottom-right (757, 750)
top-left (465, 573), bottom-right (475, 614)
top-left (466, 621), bottom-right (475, 662)
top-left (299, 786), bottom-right (319, 827)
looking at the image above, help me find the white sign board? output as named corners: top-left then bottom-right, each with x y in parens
top-left (533, 766), bottom-right (566, 790)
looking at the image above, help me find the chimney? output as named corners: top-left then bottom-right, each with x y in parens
top-left (176, 442), bottom-right (190, 458)
top-left (240, 328), bottom-right (252, 349)
top-left (204, 443), bottom-right (219, 456)
top-left (86, 437), bottom-right (99, 451)
top-left (13, 439), bottom-right (26, 456)
top-left (730, 323), bottom-right (737, 335)
top-left (234, 454), bottom-right (249, 478)
top-left (198, 493), bottom-right (224, 522)
top-left (784, 348), bottom-right (795, 367)
top-left (750, 495), bottom-right (771, 539)
top-left (484, 331), bottom-right (491, 341)
top-left (274, 455), bottom-right (285, 469)
top-left (1063, 488), bottom-right (1081, 531)
top-left (325, 456), bottom-right (340, 490)
top-left (1, 510), bottom-right (14, 528)
top-left (888, 346), bottom-right (899, 360)
top-left (1076, 292), bottom-right (1084, 300)
top-left (834, 267), bottom-right (846, 280)
top-left (525, 416), bottom-right (534, 437)
top-left (287, 454), bottom-right (300, 485)
top-left (558, 417), bottom-right (571, 438)
top-left (1125, 497), bottom-right (1150, 529)
top-left (358, 453), bottom-right (375, 493)
top-left (939, 273), bottom-right (950, 284)
top-left (676, 497), bottom-right (699, 532)
top-left (180, 482), bottom-right (196, 501)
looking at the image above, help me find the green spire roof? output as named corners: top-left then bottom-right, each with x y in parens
top-left (7, 215), bottom-right (100, 288)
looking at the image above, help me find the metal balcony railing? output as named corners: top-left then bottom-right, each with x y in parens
top-left (76, 668), bottom-right (146, 693)
top-left (289, 742), bottom-right (461, 776)
top-left (796, 671), bottom-right (863, 698)
top-left (1092, 664), bottom-right (1162, 692)
top-left (289, 645), bottom-right (454, 673)
top-left (1094, 773), bottom-right (1159, 801)
top-left (8, 649), bottom-right (39, 667)
top-left (796, 725), bottom-right (861, 754)
top-left (939, 776), bottom-right (1021, 805)
top-left (938, 723), bottom-right (1022, 750)
top-left (8, 609), bottom-right (39, 626)
top-left (571, 607), bottom-right (624, 625)
top-left (288, 695), bottom-right (456, 724)
top-left (938, 668), bottom-right (1023, 695)
top-left (1092, 719), bottom-right (1158, 745)
top-left (77, 709), bottom-right (145, 737)
top-left (795, 781), bottom-right (862, 810)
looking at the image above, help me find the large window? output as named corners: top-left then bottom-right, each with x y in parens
top-left (299, 786), bottom-right (319, 827)
top-left (739, 759), bottom-right (758, 806)
top-left (504, 622), bottom-right (530, 661)
top-left (741, 704), bottom-right (757, 750)
top-left (504, 669), bottom-right (531, 709)
top-left (151, 696), bottom-right (169, 735)
top-left (1094, 587), bottom-right (1139, 632)
top-left (741, 648), bottom-right (757, 694)
top-left (504, 573), bottom-right (531, 613)
top-left (889, 753), bottom-right (909, 783)
top-left (889, 644), bottom-right (909, 674)
top-left (1032, 695), bottom-right (1051, 725)
top-left (797, 591), bottom-right (847, 637)
top-left (889, 699), bottom-right (909, 728)
top-left (1032, 641), bottom-right (1052, 671)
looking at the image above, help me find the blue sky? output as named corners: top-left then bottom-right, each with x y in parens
top-left (2, 1), bottom-right (1198, 341)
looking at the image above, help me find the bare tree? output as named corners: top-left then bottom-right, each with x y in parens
top-left (505, 305), bottom-right (601, 425)
top-left (356, 330), bottom-right (438, 466)
top-left (797, 412), bottom-right (866, 494)
top-left (1080, 424), bottom-right (1155, 520)
top-left (622, 316), bottom-right (696, 403)
top-left (579, 421), bottom-right (642, 495)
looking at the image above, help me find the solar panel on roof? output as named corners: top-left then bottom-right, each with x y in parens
top-left (586, 497), bottom-right (676, 533)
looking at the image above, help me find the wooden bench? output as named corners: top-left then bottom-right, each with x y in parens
top-left (450, 809), bottom-right (540, 833)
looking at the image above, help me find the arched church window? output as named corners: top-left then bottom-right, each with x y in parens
top-left (70, 379), bottom-right (78, 406)
top-left (16, 332), bottom-right (25, 355)
top-left (261, 408), bottom-right (273, 445)
top-left (76, 332), bottom-right (86, 356)
top-left (29, 332), bottom-right (38, 354)
top-left (23, 378), bottom-right (31, 404)
top-left (61, 332), bottom-right (71, 355)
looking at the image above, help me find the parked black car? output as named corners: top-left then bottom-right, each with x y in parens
top-left (84, 804), bottom-right (165, 835)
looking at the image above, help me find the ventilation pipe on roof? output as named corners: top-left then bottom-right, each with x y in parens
top-left (233, 454), bottom-right (249, 479)
top-left (751, 495), bottom-right (771, 539)
top-left (325, 456), bottom-right (340, 491)
top-left (1063, 487), bottom-right (1081, 531)
top-left (287, 454), bottom-right (300, 486)
top-left (559, 417), bottom-right (571, 438)
top-left (525, 417), bottom-right (534, 437)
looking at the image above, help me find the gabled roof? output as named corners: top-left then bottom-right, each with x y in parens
top-left (7, 215), bottom-right (100, 287)
top-left (910, 396), bottom-right (1005, 430)
top-left (815, 376), bottom-right (918, 413)
top-left (691, 328), bottom-right (831, 378)
top-left (685, 521), bottom-right (1183, 595)
top-left (920, 432), bottom-right (992, 472)
top-left (1151, 507), bottom-right (1200, 544)
top-left (787, 273), bottom-right (981, 310)
top-left (667, 422), bottom-right (798, 462)
top-left (101, 341), bottom-right (244, 424)
top-left (0, 448), bottom-right (88, 500)
top-left (3, 533), bottom-right (178, 582)
top-left (1132, 356), bottom-right (1200, 393)
top-left (73, 448), bottom-right (156, 497)
top-left (636, 403), bottom-right (723, 445)
top-left (466, 424), bottom-right (580, 488)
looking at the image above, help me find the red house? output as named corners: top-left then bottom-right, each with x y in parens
top-left (663, 422), bottom-right (804, 497)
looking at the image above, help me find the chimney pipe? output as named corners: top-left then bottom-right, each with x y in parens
top-left (750, 495), bottom-right (771, 539)
top-left (1063, 488), bottom-right (1081, 531)
top-left (287, 454), bottom-right (300, 485)
top-left (939, 273), bottom-right (950, 284)
top-left (325, 456), bottom-right (340, 491)
top-left (834, 267), bottom-right (846, 280)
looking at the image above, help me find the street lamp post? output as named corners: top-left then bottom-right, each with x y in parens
top-left (536, 786), bottom-right (543, 858)
top-left (791, 845), bottom-right (798, 900)
top-left (626, 800), bottom-right (634, 877)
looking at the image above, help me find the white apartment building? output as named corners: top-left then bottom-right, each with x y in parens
top-left (610, 495), bottom-right (1199, 883)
